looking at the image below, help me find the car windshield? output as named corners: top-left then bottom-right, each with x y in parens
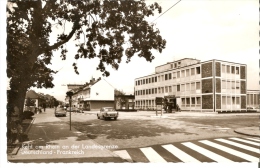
top-left (104, 108), bottom-right (114, 112)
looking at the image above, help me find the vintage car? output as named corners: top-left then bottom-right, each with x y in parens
top-left (246, 106), bottom-right (258, 112)
top-left (97, 107), bottom-right (118, 120)
top-left (66, 107), bottom-right (83, 113)
top-left (55, 107), bottom-right (67, 117)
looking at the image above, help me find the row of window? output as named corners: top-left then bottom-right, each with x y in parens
top-left (135, 67), bottom-right (201, 86)
top-left (135, 82), bottom-right (201, 96)
top-left (222, 64), bottom-right (240, 74)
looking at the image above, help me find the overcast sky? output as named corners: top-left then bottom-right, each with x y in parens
top-left (3, 0), bottom-right (259, 101)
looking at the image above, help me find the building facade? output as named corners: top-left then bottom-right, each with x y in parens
top-left (247, 90), bottom-right (259, 108)
top-left (66, 77), bottom-right (115, 111)
top-left (134, 58), bottom-right (247, 112)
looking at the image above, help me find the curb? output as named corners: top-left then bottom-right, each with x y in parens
top-left (10, 117), bottom-right (36, 155)
top-left (234, 130), bottom-right (260, 138)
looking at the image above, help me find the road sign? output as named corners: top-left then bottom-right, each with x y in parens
top-left (156, 97), bottom-right (163, 105)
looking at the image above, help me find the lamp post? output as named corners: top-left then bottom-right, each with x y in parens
top-left (66, 91), bottom-right (73, 131)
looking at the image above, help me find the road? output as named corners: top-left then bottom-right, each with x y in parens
top-left (8, 108), bottom-right (259, 163)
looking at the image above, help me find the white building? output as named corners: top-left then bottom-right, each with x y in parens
top-left (134, 58), bottom-right (248, 112)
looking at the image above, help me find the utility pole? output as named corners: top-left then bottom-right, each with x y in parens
top-left (66, 91), bottom-right (73, 131)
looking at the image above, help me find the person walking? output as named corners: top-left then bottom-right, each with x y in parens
top-left (43, 103), bottom-right (46, 112)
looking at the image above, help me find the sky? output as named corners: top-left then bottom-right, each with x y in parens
top-left (3, 0), bottom-right (260, 102)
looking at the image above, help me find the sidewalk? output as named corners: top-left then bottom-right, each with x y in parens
top-left (7, 108), bottom-right (124, 162)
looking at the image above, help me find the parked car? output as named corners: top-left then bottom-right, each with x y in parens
top-left (97, 107), bottom-right (118, 120)
top-left (55, 107), bottom-right (67, 117)
top-left (66, 107), bottom-right (83, 113)
top-left (247, 107), bottom-right (257, 112)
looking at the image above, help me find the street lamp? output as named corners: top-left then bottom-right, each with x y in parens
top-left (66, 91), bottom-right (73, 131)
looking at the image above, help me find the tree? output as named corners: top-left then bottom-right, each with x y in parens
top-left (7, 0), bottom-right (166, 142)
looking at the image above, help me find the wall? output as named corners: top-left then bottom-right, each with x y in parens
top-left (89, 79), bottom-right (114, 101)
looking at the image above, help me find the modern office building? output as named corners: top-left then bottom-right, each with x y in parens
top-left (134, 58), bottom-right (247, 112)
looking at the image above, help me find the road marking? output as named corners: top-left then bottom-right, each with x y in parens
top-left (140, 147), bottom-right (167, 163)
top-left (215, 139), bottom-right (259, 153)
top-left (200, 140), bottom-right (259, 162)
top-left (162, 144), bottom-right (200, 163)
top-left (229, 138), bottom-right (259, 146)
top-left (182, 142), bottom-right (233, 162)
top-left (113, 150), bottom-right (133, 163)
top-left (245, 137), bottom-right (260, 142)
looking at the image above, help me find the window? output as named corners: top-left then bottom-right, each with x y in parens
top-left (236, 67), bottom-right (239, 74)
top-left (232, 81), bottom-right (235, 89)
top-left (171, 64), bottom-right (173, 69)
top-left (173, 85), bottom-right (176, 92)
top-left (181, 70), bottom-right (185, 77)
top-left (182, 98), bottom-right (185, 105)
top-left (181, 84), bottom-right (185, 92)
top-left (161, 87), bottom-right (164, 93)
top-left (152, 77), bottom-right (154, 83)
top-left (181, 98), bottom-right (185, 105)
top-left (196, 97), bottom-right (201, 104)
top-left (191, 97), bottom-right (195, 104)
top-left (196, 82), bottom-right (200, 90)
top-left (222, 64), bottom-right (226, 73)
top-left (196, 67), bottom-right (200, 74)
top-left (136, 81), bottom-right (138, 86)
top-left (227, 65), bottom-right (230, 73)
top-left (174, 63), bottom-right (177, 68)
top-left (236, 97), bottom-right (240, 104)
top-left (158, 76), bottom-right (160, 82)
top-left (143, 79), bottom-right (145, 84)
top-left (186, 69), bottom-right (190, 77)
top-left (169, 86), bottom-right (172, 92)
top-left (158, 87), bottom-right (161, 93)
top-left (143, 90), bottom-right (145, 95)
top-left (231, 66), bottom-right (235, 74)
top-left (222, 80), bottom-right (226, 89)
top-left (169, 73), bottom-right (172, 79)
top-left (161, 75), bottom-right (164, 81)
top-left (191, 83), bottom-right (195, 90)
top-left (186, 83), bottom-right (190, 91)
top-left (149, 89), bottom-right (151, 94)
top-left (236, 81), bottom-right (240, 89)
top-left (177, 85), bottom-right (180, 91)
top-left (165, 74), bottom-right (168, 80)
top-left (222, 96), bottom-right (226, 105)
top-left (186, 98), bottom-right (190, 105)
top-left (149, 78), bottom-right (151, 83)
top-left (146, 79), bottom-right (148, 84)
top-left (155, 88), bottom-right (157, 94)
top-left (191, 68), bottom-right (195, 75)
top-left (177, 71), bottom-right (180, 78)
top-left (146, 89), bottom-right (148, 95)
top-left (152, 88), bottom-right (154, 94)
top-left (165, 86), bottom-right (168, 93)
top-left (172, 72), bottom-right (176, 79)
top-left (155, 77), bottom-right (157, 82)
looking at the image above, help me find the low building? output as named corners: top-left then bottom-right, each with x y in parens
top-left (66, 77), bottom-right (115, 111)
top-left (114, 95), bottom-right (135, 110)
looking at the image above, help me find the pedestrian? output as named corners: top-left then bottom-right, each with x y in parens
top-left (43, 103), bottom-right (46, 112)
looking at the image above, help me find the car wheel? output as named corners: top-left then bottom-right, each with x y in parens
top-left (114, 117), bottom-right (117, 120)
top-left (97, 114), bottom-right (100, 119)
top-left (103, 116), bottom-right (107, 120)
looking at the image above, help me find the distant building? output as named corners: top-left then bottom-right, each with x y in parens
top-left (247, 90), bottom-right (259, 108)
top-left (114, 95), bottom-right (135, 110)
top-left (134, 58), bottom-right (248, 112)
top-left (66, 77), bottom-right (115, 111)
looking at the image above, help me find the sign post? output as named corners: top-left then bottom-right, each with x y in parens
top-left (155, 97), bottom-right (163, 116)
top-left (66, 91), bottom-right (73, 131)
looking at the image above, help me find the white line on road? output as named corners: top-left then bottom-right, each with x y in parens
top-left (113, 150), bottom-right (133, 163)
top-left (182, 142), bottom-right (233, 163)
top-left (162, 144), bottom-right (201, 163)
top-left (199, 140), bottom-right (259, 162)
top-left (215, 139), bottom-right (259, 153)
top-left (140, 147), bottom-right (167, 163)
top-left (245, 137), bottom-right (260, 142)
top-left (229, 138), bottom-right (260, 146)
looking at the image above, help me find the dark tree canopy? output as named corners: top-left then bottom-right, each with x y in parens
top-left (7, 0), bottom-right (166, 86)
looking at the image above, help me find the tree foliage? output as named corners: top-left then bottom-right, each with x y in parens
top-left (7, 0), bottom-right (166, 82)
